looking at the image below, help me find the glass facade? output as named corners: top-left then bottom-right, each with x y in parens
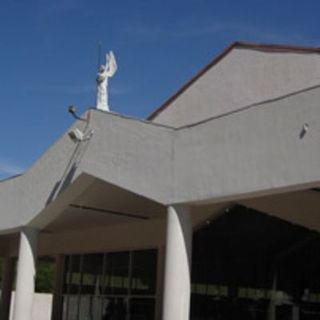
top-left (58, 205), bottom-right (320, 320)
top-left (191, 205), bottom-right (320, 320)
top-left (61, 249), bottom-right (157, 320)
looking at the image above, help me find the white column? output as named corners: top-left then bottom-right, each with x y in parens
top-left (12, 227), bottom-right (38, 320)
top-left (162, 205), bottom-right (192, 320)
top-left (0, 257), bottom-right (15, 320)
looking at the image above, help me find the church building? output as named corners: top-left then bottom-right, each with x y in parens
top-left (1, 41), bottom-right (320, 320)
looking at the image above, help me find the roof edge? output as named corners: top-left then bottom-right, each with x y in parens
top-left (147, 41), bottom-right (320, 121)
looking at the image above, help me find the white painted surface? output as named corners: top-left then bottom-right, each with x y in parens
top-left (162, 205), bottom-right (192, 320)
top-left (9, 292), bottom-right (53, 320)
top-left (96, 51), bottom-right (117, 111)
top-left (2, 86), bottom-right (320, 233)
top-left (12, 228), bottom-right (38, 320)
top-left (173, 85), bottom-right (320, 204)
top-left (153, 48), bottom-right (320, 126)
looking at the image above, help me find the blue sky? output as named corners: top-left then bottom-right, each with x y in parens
top-left (0, 0), bottom-right (319, 179)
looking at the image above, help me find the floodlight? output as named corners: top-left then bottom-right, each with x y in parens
top-left (68, 128), bottom-right (94, 143)
top-left (68, 128), bottom-right (85, 143)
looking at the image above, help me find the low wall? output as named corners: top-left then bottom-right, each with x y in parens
top-left (9, 292), bottom-right (53, 320)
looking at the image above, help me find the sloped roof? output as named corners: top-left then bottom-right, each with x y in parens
top-left (147, 41), bottom-right (320, 121)
top-left (2, 84), bottom-right (320, 233)
top-left (2, 42), bottom-right (320, 233)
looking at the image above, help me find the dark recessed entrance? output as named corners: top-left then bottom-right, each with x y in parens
top-left (191, 205), bottom-right (320, 320)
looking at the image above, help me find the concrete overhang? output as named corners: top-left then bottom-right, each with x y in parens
top-left (238, 189), bottom-right (320, 232)
top-left (35, 175), bottom-right (167, 233)
top-left (2, 85), bottom-right (320, 232)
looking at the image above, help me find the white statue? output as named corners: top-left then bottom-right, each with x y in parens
top-left (96, 51), bottom-right (117, 111)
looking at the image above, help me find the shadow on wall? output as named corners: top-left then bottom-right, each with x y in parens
top-left (45, 164), bottom-right (77, 205)
top-left (45, 130), bottom-right (93, 206)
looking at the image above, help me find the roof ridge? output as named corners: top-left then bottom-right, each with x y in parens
top-left (235, 41), bottom-right (320, 53)
top-left (147, 41), bottom-right (320, 121)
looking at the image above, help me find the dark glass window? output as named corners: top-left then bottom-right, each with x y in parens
top-left (103, 251), bottom-right (130, 295)
top-left (130, 298), bottom-right (155, 320)
top-left (61, 249), bottom-right (157, 320)
top-left (101, 297), bottom-right (127, 320)
top-left (191, 205), bottom-right (320, 320)
top-left (67, 255), bottom-right (82, 294)
top-left (81, 253), bottom-right (103, 295)
top-left (131, 249), bottom-right (157, 295)
top-left (63, 256), bottom-right (71, 294)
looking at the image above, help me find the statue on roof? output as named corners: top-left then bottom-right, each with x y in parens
top-left (96, 51), bottom-right (117, 112)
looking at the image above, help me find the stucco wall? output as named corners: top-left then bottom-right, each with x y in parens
top-left (2, 86), bottom-right (320, 232)
top-left (0, 118), bottom-right (89, 231)
top-left (153, 48), bottom-right (320, 127)
top-left (173, 85), bottom-right (320, 203)
top-left (80, 112), bottom-right (174, 204)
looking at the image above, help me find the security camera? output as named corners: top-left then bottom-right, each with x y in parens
top-left (68, 128), bottom-right (84, 143)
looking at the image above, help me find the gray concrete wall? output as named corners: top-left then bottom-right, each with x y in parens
top-left (0, 117), bottom-right (88, 231)
top-left (153, 48), bottom-right (320, 127)
top-left (80, 111), bottom-right (174, 204)
top-left (2, 86), bottom-right (320, 232)
top-left (173, 85), bottom-right (320, 203)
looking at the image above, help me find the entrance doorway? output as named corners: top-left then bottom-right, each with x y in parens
top-left (191, 205), bottom-right (320, 320)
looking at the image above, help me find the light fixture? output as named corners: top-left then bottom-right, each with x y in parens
top-left (68, 128), bottom-right (84, 142)
top-left (300, 123), bottom-right (309, 139)
top-left (68, 105), bottom-right (87, 121)
top-left (68, 128), bottom-right (94, 143)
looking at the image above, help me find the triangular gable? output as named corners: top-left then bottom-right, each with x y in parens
top-left (148, 41), bottom-right (320, 127)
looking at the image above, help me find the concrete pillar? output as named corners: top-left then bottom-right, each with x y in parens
top-left (162, 205), bottom-right (192, 320)
top-left (12, 227), bottom-right (38, 320)
top-left (0, 257), bottom-right (15, 320)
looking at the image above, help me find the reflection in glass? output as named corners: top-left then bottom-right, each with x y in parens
top-left (62, 296), bottom-right (68, 320)
top-left (62, 249), bottom-right (157, 320)
top-left (191, 205), bottom-right (320, 320)
top-left (81, 254), bottom-right (103, 295)
top-left (101, 297), bottom-right (127, 320)
top-left (67, 295), bottom-right (79, 320)
top-left (103, 252), bottom-right (130, 295)
top-left (131, 250), bottom-right (157, 295)
top-left (68, 255), bottom-right (82, 294)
